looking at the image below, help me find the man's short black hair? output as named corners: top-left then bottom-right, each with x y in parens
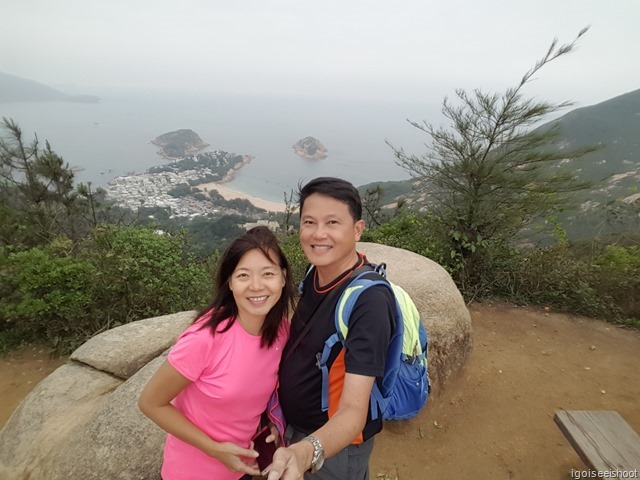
top-left (298, 177), bottom-right (362, 221)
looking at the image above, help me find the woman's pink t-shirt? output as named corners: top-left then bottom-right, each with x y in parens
top-left (161, 316), bottom-right (289, 480)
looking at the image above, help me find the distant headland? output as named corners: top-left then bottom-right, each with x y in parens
top-left (151, 129), bottom-right (210, 159)
top-left (0, 71), bottom-right (99, 103)
top-left (292, 136), bottom-right (328, 160)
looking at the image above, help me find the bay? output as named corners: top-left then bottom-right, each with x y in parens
top-left (1, 88), bottom-right (438, 202)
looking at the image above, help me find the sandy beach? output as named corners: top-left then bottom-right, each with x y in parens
top-left (195, 182), bottom-right (287, 213)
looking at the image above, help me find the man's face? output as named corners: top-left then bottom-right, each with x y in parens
top-left (299, 193), bottom-right (364, 279)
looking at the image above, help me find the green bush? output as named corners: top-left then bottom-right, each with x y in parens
top-left (278, 232), bottom-right (309, 287)
top-left (361, 213), bottom-right (448, 266)
top-left (0, 247), bottom-right (97, 348)
top-left (84, 225), bottom-right (211, 323)
top-left (0, 226), bottom-right (211, 353)
top-left (592, 245), bottom-right (640, 320)
top-left (364, 212), bottom-right (639, 325)
top-left (483, 244), bottom-right (639, 324)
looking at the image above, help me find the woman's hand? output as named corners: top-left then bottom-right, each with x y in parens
top-left (209, 441), bottom-right (261, 476)
top-left (265, 422), bottom-right (280, 446)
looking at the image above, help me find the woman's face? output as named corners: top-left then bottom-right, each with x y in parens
top-left (229, 248), bottom-right (285, 325)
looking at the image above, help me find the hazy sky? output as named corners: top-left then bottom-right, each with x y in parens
top-left (2, 0), bottom-right (638, 107)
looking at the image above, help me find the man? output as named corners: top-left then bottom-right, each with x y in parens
top-left (267, 177), bottom-right (395, 480)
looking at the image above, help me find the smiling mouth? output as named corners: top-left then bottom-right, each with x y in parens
top-left (248, 296), bottom-right (268, 302)
top-left (312, 246), bottom-right (331, 251)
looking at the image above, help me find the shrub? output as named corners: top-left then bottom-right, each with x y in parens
top-left (592, 245), bottom-right (640, 320)
top-left (365, 213), bottom-right (639, 325)
top-left (0, 247), bottom-right (97, 349)
top-left (361, 213), bottom-right (448, 266)
top-left (83, 225), bottom-right (211, 324)
top-left (485, 244), bottom-right (639, 324)
top-left (0, 226), bottom-right (211, 353)
top-left (278, 232), bottom-right (309, 287)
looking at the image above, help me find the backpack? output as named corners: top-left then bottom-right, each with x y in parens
top-left (315, 262), bottom-right (430, 421)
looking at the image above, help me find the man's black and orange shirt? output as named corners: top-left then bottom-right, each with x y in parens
top-left (278, 254), bottom-right (396, 442)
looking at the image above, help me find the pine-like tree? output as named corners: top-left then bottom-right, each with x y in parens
top-left (0, 118), bottom-right (103, 248)
top-left (389, 28), bottom-right (598, 289)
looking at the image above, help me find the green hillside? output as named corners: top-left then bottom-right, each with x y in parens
top-left (365, 89), bottom-right (640, 240)
top-left (546, 88), bottom-right (640, 190)
top-left (545, 89), bottom-right (640, 238)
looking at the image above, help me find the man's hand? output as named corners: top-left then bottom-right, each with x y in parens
top-left (265, 441), bottom-right (313, 480)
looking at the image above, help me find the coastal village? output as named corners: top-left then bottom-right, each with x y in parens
top-left (104, 148), bottom-right (263, 219)
top-left (104, 169), bottom-right (223, 218)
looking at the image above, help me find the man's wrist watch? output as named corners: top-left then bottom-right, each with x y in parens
top-left (303, 435), bottom-right (325, 473)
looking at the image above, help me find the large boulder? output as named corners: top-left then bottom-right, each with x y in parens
top-left (0, 363), bottom-right (122, 480)
top-left (0, 245), bottom-right (471, 479)
top-left (70, 310), bottom-right (197, 379)
top-left (0, 311), bottom-right (195, 480)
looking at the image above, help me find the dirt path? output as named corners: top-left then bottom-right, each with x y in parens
top-left (372, 303), bottom-right (640, 479)
top-left (0, 346), bottom-right (67, 428)
top-left (2, 305), bottom-right (639, 478)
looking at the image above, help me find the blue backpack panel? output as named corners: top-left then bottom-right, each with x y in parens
top-left (318, 263), bottom-right (430, 421)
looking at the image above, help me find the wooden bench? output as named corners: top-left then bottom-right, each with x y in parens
top-left (554, 410), bottom-right (640, 471)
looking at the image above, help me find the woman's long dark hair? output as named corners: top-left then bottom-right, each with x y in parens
top-left (196, 226), bottom-right (293, 348)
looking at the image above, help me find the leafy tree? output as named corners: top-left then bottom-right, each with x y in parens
top-left (389, 28), bottom-right (597, 290)
top-left (186, 215), bottom-right (247, 257)
top-left (167, 183), bottom-right (193, 198)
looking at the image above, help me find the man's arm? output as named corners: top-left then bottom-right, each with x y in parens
top-left (267, 372), bottom-right (374, 480)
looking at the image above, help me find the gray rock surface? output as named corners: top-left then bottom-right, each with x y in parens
top-left (71, 310), bottom-right (196, 379)
top-left (0, 363), bottom-right (122, 479)
top-left (0, 245), bottom-right (471, 479)
top-left (48, 356), bottom-right (167, 480)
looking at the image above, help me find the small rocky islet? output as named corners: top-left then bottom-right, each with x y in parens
top-left (150, 129), bottom-right (210, 159)
top-left (292, 136), bottom-right (328, 160)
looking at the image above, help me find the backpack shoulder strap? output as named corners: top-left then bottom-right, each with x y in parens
top-left (297, 263), bottom-right (314, 295)
top-left (333, 268), bottom-right (417, 421)
top-left (334, 271), bottom-right (393, 341)
top-left (318, 269), bottom-right (402, 415)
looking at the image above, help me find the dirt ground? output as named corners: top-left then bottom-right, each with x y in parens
top-left (0, 345), bottom-right (67, 428)
top-left (2, 304), bottom-right (639, 479)
top-left (372, 303), bottom-right (640, 479)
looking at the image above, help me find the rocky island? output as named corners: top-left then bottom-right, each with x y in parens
top-left (151, 129), bottom-right (210, 159)
top-left (292, 136), bottom-right (328, 160)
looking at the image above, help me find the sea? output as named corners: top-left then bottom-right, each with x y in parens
top-left (1, 88), bottom-right (439, 202)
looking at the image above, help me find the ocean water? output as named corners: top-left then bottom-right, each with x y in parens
top-left (1, 89), bottom-right (438, 202)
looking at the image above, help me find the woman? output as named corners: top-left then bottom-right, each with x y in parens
top-left (139, 226), bottom-right (294, 480)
